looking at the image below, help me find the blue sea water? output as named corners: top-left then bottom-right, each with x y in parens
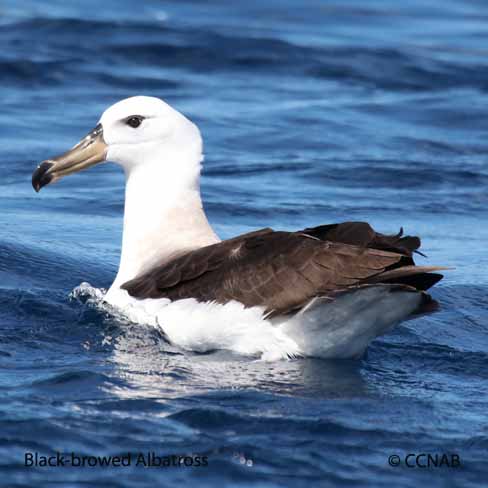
top-left (1, 0), bottom-right (488, 486)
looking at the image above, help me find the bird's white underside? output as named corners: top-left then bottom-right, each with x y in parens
top-left (100, 284), bottom-right (421, 361)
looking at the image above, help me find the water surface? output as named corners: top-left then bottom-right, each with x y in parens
top-left (1, 1), bottom-right (487, 486)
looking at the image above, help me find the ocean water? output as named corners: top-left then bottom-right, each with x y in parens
top-left (1, 1), bottom-right (487, 486)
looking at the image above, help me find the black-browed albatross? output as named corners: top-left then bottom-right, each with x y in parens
top-left (32, 96), bottom-right (446, 360)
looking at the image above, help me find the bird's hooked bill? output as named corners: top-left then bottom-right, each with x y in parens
top-left (32, 124), bottom-right (107, 192)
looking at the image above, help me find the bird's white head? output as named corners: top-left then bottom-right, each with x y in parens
top-left (32, 96), bottom-right (203, 191)
top-left (101, 96), bottom-right (202, 172)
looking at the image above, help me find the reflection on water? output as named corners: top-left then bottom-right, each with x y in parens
top-left (108, 320), bottom-right (369, 401)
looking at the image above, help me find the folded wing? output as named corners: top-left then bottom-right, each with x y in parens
top-left (121, 222), bottom-right (445, 317)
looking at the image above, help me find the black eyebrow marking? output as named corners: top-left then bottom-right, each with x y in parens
top-left (122, 115), bottom-right (146, 122)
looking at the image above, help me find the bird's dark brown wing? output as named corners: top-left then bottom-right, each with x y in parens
top-left (301, 221), bottom-right (421, 257)
top-left (121, 223), bottom-right (443, 317)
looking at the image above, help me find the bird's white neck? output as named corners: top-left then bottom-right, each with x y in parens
top-left (107, 147), bottom-right (219, 295)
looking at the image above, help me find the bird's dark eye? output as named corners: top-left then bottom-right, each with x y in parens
top-left (126, 116), bottom-right (143, 128)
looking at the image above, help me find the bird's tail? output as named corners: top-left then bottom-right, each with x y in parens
top-left (278, 284), bottom-right (434, 359)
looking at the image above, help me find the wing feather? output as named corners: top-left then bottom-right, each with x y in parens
top-left (121, 224), bottom-right (443, 317)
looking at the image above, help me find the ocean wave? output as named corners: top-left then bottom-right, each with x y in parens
top-left (2, 17), bottom-right (488, 94)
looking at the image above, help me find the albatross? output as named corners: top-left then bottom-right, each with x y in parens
top-left (32, 96), bottom-right (446, 360)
